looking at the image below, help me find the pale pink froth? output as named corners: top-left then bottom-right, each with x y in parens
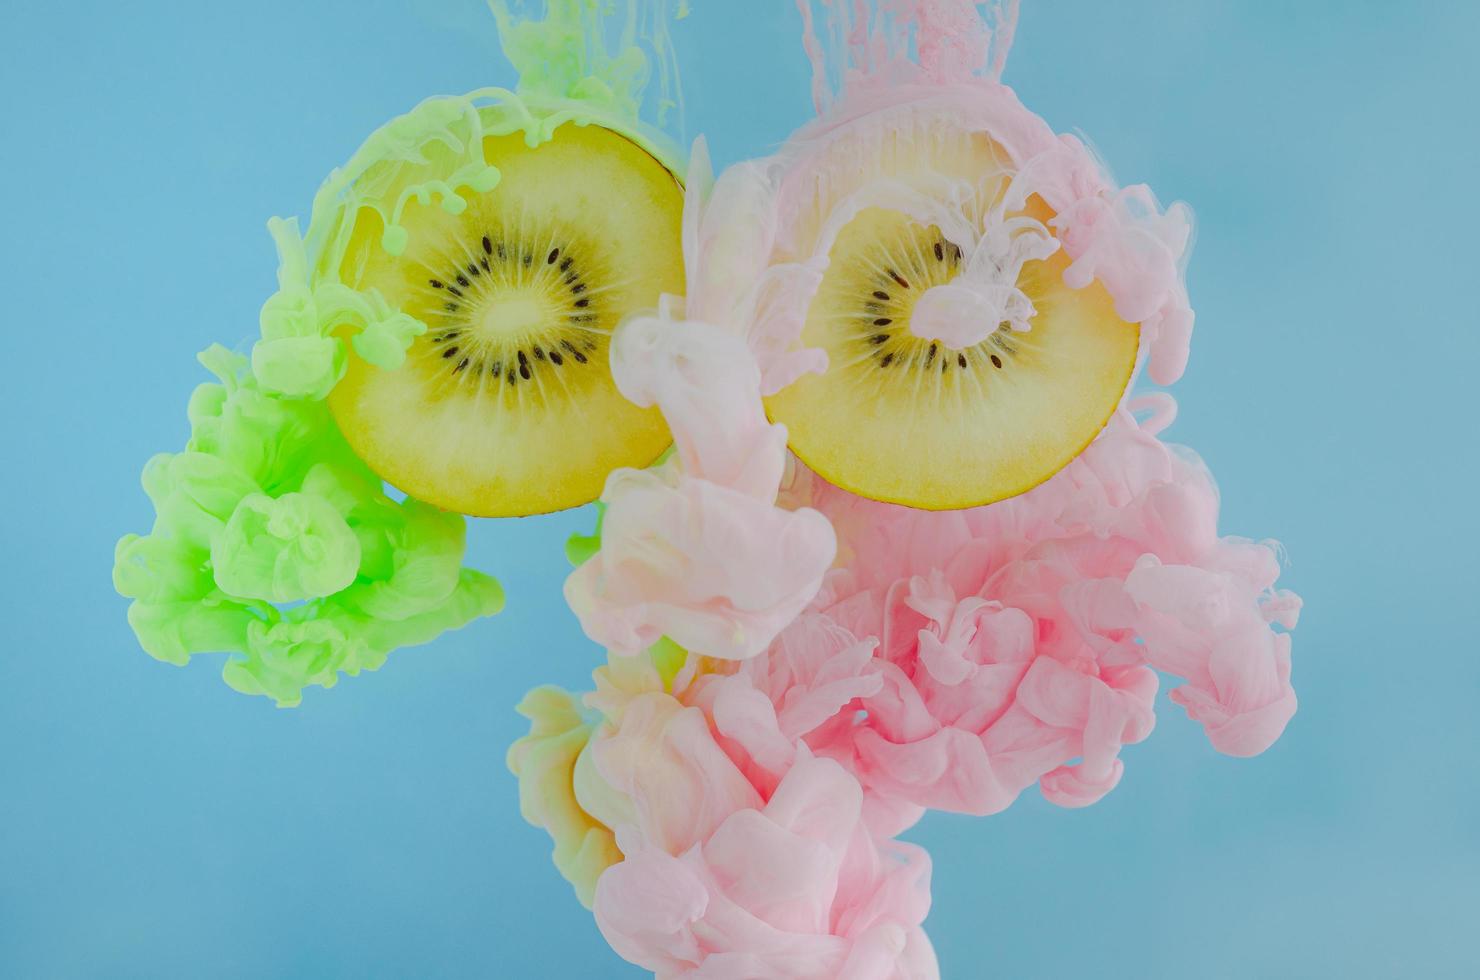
top-left (594, 745), bottom-right (938, 979)
top-left (520, 5), bottom-right (1301, 976)
top-left (565, 316), bottom-right (836, 661)
top-left (766, 407), bottom-right (1299, 815)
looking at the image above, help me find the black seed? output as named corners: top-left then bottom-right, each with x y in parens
top-left (570, 314), bottom-right (595, 323)
top-left (572, 283), bottom-right (586, 294)
top-left (560, 256), bottom-right (573, 272)
top-left (873, 318), bottom-right (892, 327)
top-left (429, 279), bottom-right (444, 289)
top-left (508, 369), bottom-right (517, 384)
top-left (479, 257), bottom-right (490, 272)
top-left (519, 362), bottom-right (531, 380)
top-left (934, 242), bottom-right (944, 262)
top-left (455, 358), bottom-right (469, 372)
top-left (941, 358), bottom-right (949, 372)
top-left (564, 273), bottom-right (579, 285)
top-left (926, 343), bottom-right (937, 366)
top-left (957, 353), bottom-right (968, 368)
top-left (517, 350), bottom-right (529, 369)
top-left (547, 248), bottom-right (560, 264)
top-left (448, 286), bottom-right (463, 298)
top-left (873, 290), bottom-right (890, 301)
top-left (549, 351), bottom-right (564, 366)
top-left (880, 352), bottom-right (895, 367)
top-left (991, 354), bottom-right (1003, 369)
top-left (889, 270), bottom-right (910, 289)
top-left (445, 303), bottom-right (459, 312)
top-left (456, 275), bottom-right (469, 287)
top-left (533, 346), bottom-right (545, 360)
top-left (522, 252), bottom-right (532, 266)
top-left (870, 334), bottom-right (889, 345)
top-left (489, 360), bottom-right (502, 375)
top-left (467, 263), bottom-right (480, 277)
top-left (497, 243), bottom-right (507, 260)
top-left (584, 339), bottom-right (598, 351)
top-left (575, 298), bottom-right (589, 308)
top-left (572, 350), bottom-right (588, 364)
top-left (443, 347), bottom-right (459, 359)
top-left (482, 235), bottom-right (492, 254)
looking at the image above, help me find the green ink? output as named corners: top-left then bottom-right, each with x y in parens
top-left (116, 0), bottom-right (687, 704)
top-left (114, 345), bottom-right (505, 707)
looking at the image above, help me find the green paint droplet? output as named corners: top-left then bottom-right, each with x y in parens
top-left (471, 166), bottom-right (502, 193)
top-left (381, 224), bottom-right (409, 256)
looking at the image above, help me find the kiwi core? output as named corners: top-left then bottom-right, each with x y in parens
top-left (482, 294), bottom-right (550, 337)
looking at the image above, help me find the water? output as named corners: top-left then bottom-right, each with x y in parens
top-left (2, 2), bottom-right (1477, 976)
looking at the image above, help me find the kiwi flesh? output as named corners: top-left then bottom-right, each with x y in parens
top-left (329, 123), bottom-right (685, 517)
top-left (765, 122), bottom-right (1139, 511)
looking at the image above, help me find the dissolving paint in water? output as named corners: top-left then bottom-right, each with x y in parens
top-left (114, 2), bottom-right (1301, 976)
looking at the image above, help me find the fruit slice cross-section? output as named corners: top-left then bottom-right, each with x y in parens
top-left (329, 122), bottom-right (686, 517)
top-left (764, 121), bottom-right (1140, 511)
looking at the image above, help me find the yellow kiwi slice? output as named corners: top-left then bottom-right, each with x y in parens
top-left (328, 123), bottom-right (685, 517)
top-left (765, 125), bottom-right (1139, 511)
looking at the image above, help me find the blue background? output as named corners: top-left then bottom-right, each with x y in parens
top-left (3, 2), bottom-right (1477, 977)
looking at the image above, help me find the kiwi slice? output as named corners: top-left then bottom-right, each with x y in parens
top-left (328, 122), bottom-right (685, 517)
top-left (765, 123), bottom-right (1139, 511)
